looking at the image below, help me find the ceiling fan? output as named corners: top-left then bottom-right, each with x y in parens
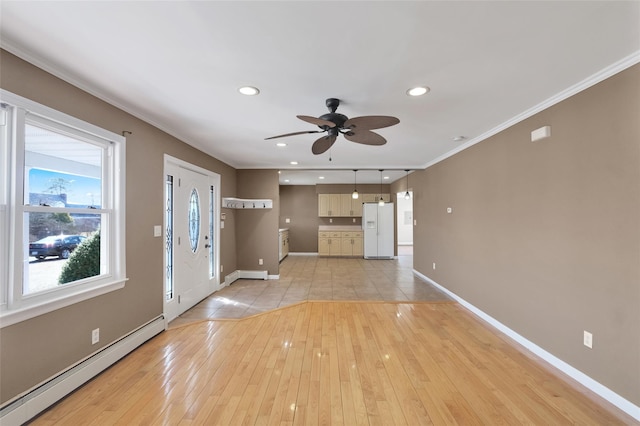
top-left (265, 98), bottom-right (400, 155)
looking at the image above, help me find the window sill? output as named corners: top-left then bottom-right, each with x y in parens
top-left (0, 278), bottom-right (128, 328)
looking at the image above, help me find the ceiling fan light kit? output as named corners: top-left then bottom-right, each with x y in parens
top-left (266, 98), bottom-right (400, 155)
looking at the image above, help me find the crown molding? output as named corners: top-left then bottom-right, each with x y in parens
top-left (422, 50), bottom-right (640, 170)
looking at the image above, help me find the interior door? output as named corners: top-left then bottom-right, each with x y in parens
top-left (165, 164), bottom-right (218, 322)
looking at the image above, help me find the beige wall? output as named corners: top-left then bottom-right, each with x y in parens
top-left (279, 185), bottom-right (319, 252)
top-left (412, 65), bottom-right (640, 405)
top-left (278, 184), bottom-right (392, 252)
top-left (235, 170), bottom-right (280, 275)
top-left (0, 50), bottom-right (239, 404)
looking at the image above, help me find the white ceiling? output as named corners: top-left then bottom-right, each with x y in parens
top-left (1, 1), bottom-right (638, 185)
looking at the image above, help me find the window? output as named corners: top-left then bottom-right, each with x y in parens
top-left (0, 90), bottom-right (126, 327)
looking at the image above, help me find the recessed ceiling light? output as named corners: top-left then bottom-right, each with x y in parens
top-left (238, 86), bottom-right (260, 96)
top-left (319, 176), bottom-right (325, 180)
top-left (284, 179), bottom-right (290, 183)
top-left (383, 176), bottom-right (390, 180)
top-left (276, 142), bottom-right (287, 147)
top-left (406, 86), bottom-right (430, 96)
top-left (290, 161), bottom-right (298, 165)
top-left (453, 136), bottom-right (466, 142)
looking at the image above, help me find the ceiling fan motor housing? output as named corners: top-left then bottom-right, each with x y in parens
top-left (265, 97), bottom-right (399, 155)
top-left (318, 98), bottom-right (348, 129)
top-left (319, 112), bottom-right (348, 130)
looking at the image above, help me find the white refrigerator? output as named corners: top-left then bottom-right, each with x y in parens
top-left (362, 202), bottom-right (394, 259)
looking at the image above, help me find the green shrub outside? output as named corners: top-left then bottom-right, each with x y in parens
top-left (59, 232), bottom-right (100, 284)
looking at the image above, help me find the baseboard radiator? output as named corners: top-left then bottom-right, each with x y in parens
top-left (239, 270), bottom-right (268, 280)
top-left (225, 270), bottom-right (268, 286)
top-left (0, 315), bottom-right (165, 425)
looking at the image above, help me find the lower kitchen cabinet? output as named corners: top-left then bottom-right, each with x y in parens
top-left (318, 231), bottom-right (342, 256)
top-left (279, 229), bottom-right (289, 261)
top-left (319, 230), bottom-right (362, 257)
top-left (341, 231), bottom-right (363, 256)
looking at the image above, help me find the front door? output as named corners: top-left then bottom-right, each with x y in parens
top-left (165, 160), bottom-right (220, 323)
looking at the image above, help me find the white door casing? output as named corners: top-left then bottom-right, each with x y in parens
top-left (164, 156), bottom-right (220, 323)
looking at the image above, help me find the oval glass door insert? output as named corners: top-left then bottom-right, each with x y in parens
top-left (188, 188), bottom-right (200, 252)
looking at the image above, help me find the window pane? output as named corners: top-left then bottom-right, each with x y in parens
top-left (25, 124), bottom-right (102, 207)
top-left (24, 212), bottom-right (102, 295)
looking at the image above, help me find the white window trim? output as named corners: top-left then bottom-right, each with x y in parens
top-left (0, 89), bottom-right (127, 328)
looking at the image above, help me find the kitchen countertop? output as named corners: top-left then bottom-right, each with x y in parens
top-left (318, 225), bottom-right (362, 231)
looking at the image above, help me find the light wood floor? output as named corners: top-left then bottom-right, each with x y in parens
top-left (31, 302), bottom-right (634, 425)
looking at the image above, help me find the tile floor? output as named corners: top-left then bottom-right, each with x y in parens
top-left (169, 247), bottom-right (452, 328)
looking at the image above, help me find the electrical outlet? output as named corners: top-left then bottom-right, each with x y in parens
top-left (285, 218), bottom-right (290, 223)
top-left (432, 262), bottom-right (436, 270)
top-left (352, 218), bottom-right (356, 223)
top-left (91, 328), bottom-right (100, 345)
top-left (583, 331), bottom-right (593, 348)
top-left (259, 258), bottom-right (263, 265)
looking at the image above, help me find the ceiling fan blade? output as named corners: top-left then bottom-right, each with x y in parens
top-left (297, 115), bottom-right (336, 128)
top-left (344, 129), bottom-right (387, 146)
top-left (265, 130), bottom-right (324, 140)
top-left (311, 135), bottom-right (337, 155)
top-left (344, 115), bottom-right (399, 130)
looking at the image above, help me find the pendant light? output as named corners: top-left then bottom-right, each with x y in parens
top-left (352, 170), bottom-right (359, 199)
top-left (404, 170), bottom-right (411, 200)
top-left (378, 170), bottom-right (385, 206)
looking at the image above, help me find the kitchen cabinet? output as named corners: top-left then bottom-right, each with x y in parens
top-left (319, 230), bottom-right (362, 257)
top-left (340, 193), bottom-right (362, 217)
top-left (318, 193), bottom-right (387, 217)
top-left (362, 193), bottom-right (391, 203)
top-left (340, 231), bottom-right (363, 256)
top-left (279, 229), bottom-right (289, 261)
top-left (318, 231), bottom-right (343, 256)
top-left (318, 194), bottom-right (341, 217)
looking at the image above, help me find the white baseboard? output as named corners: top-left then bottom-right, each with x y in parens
top-left (413, 269), bottom-right (640, 422)
top-left (288, 252), bottom-right (318, 256)
top-left (0, 315), bottom-right (165, 425)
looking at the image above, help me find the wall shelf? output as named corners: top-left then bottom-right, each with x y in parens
top-left (222, 197), bottom-right (273, 209)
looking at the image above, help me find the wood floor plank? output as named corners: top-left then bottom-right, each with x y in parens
top-left (29, 301), bottom-right (636, 425)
